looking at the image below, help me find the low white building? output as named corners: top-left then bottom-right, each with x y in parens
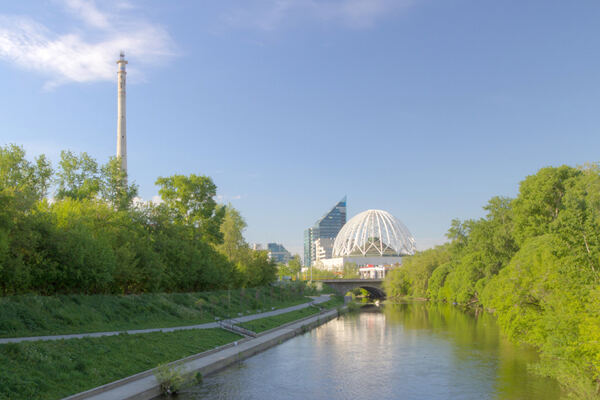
top-left (359, 265), bottom-right (394, 279)
top-left (319, 256), bottom-right (403, 271)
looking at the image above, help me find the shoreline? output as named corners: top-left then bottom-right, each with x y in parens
top-left (64, 306), bottom-right (344, 400)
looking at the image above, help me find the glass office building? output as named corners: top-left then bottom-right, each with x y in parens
top-left (303, 197), bottom-right (347, 267)
top-left (267, 243), bottom-right (291, 264)
top-left (303, 228), bottom-right (313, 268)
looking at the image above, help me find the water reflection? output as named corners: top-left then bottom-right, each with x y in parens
top-left (180, 302), bottom-right (563, 400)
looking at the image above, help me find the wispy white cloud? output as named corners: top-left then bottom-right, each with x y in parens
top-left (223, 0), bottom-right (413, 31)
top-left (62, 0), bottom-right (110, 29)
top-left (0, 0), bottom-right (175, 89)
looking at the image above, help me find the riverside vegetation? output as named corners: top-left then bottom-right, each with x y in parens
top-left (0, 144), bottom-right (332, 399)
top-left (384, 164), bottom-right (600, 399)
top-left (154, 361), bottom-right (203, 396)
top-left (0, 144), bottom-right (278, 296)
top-left (0, 284), bottom-right (333, 400)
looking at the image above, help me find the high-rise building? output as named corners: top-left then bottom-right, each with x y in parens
top-left (303, 228), bottom-right (313, 267)
top-left (303, 197), bottom-right (347, 266)
top-left (267, 243), bottom-right (291, 264)
top-left (314, 238), bottom-right (335, 261)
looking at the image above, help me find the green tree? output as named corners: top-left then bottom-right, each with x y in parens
top-left (277, 263), bottom-right (292, 279)
top-left (446, 218), bottom-right (470, 255)
top-left (276, 256), bottom-right (302, 280)
top-left (512, 165), bottom-right (581, 244)
top-left (155, 174), bottom-right (225, 244)
top-left (382, 164), bottom-right (600, 397)
top-left (56, 150), bottom-right (101, 200)
top-left (217, 205), bottom-right (248, 263)
top-left (552, 164), bottom-right (600, 283)
top-left (427, 262), bottom-right (453, 301)
top-left (100, 156), bottom-right (138, 210)
top-left (403, 245), bottom-right (451, 298)
top-left (0, 144), bottom-right (52, 204)
top-left (0, 144), bottom-right (274, 295)
top-left (288, 255), bottom-right (302, 279)
top-left (383, 267), bottom-right (411, 298)
top-left (145, 202), bottom-right (234, 291)
top-left (236, 250), bottom-right (277, 287)
top-left (432, 196), bottom-right (518, 304)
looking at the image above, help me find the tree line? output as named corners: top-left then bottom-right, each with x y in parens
top-left (384, 164), bottom-right (600, 398)
top-left (0, 144), bottom-right (276, 296)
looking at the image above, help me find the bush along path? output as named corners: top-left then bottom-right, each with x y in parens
top-left (0, 294), bottom-right (333, 344)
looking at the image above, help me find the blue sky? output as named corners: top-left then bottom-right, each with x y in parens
top-left (0, 0), bottom-right (599, 257)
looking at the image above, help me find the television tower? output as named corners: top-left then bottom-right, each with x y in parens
top-left (116, 52), bottom-right (128, 175)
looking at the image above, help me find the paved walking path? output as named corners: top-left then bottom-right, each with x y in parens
top-left (0, 294), bottom-right (332, 344)
top-left (67, 307), bottom-right (340, 400)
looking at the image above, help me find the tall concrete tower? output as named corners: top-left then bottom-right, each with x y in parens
top-left (116, 52), bottom-right (128, 174)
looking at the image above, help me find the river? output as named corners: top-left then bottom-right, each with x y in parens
top-left (179, 302), bottom-right (564, 399)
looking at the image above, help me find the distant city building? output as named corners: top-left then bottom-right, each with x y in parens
top-left (314, 238), bottom-right (334, 262)
top-left (303, 228), bottom-right (312, 267)
top-left (267, 243), bottom-right (291, 264)
top-left (251, 243), bottom-right (263, 251)
top-left (303, 197), bottom-right (347, 267)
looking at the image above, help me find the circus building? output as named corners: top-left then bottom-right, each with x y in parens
top-left (318, 209), bottom-right (416, 278)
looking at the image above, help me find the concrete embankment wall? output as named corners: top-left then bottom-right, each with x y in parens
top-left (189, 308), bottom-right (339, 377)
top-left (64, 308), bottom-right (341, 400)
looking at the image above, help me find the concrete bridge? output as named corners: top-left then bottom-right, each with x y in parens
top-left (317, 279), bottom-right (385, 299)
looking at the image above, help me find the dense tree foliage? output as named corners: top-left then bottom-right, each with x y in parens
top-left (215, 205), bottom-right (277, 287)
top-left (155, 174), bottom-right (225, 244)
top-left (0, 145), bottom-right (276, 296)
top-left (277, 255), bottom-right (302, 279)
top-left (385, 164), bottom-right (600, 398)
top-left (383, 245), bottom-right (451, 299)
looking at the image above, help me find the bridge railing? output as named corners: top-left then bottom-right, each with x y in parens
top-left (217, 318), bottom-right (257, 337)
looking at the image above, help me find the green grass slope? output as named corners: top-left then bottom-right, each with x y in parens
top-left (0, 329), bottom-right (241, 400)
top-left (0, 287), bottom-right (311, 338)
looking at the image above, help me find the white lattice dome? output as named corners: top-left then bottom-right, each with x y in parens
top-left (332, 210), bottom-right (416, 257)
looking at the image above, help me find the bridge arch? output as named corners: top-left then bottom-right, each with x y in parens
top-left (359, 286), bottom-right (386, 299)
top-left (317, 279), bottom-right (386, 299)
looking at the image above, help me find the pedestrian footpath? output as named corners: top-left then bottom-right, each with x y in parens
top-left (0, 294), bottom-right (332, 344)
top-left (65, 307), bottom-right (340, 400)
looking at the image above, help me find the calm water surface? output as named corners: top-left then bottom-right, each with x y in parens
top-left (180, 302), bottom-right (563, 400)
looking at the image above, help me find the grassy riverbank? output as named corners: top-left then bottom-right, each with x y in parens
top-left (0, 286), bottom-right (313, 338)
top-left (0, 328), bottom-right (241, 400)
top-left (239, 296), bottom-right (344, 333)
top-left (383, 165), bottom-right (600, 398)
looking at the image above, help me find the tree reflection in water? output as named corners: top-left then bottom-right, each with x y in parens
top-left (179, 302), bottom-right (564, 400)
